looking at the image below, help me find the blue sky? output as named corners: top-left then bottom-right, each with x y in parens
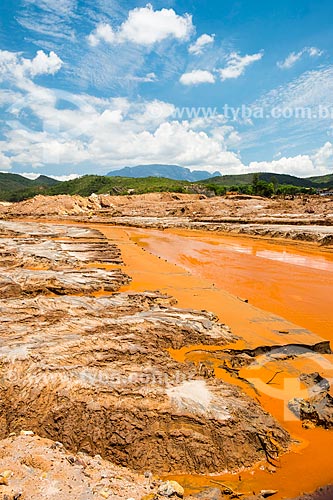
top-left (0, 0), bottom-right (333, 179)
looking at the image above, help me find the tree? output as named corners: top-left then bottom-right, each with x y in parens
top-left (271, 176), bottom-right (278, 194)
top-left (252, 173), bottom-right (260, 194)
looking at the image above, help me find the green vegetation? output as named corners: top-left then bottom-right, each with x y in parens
top-left (307, 173), bottom-right (333, 186)
top-left (0, 170), bottom-right (331, 202)
top-left (0, 174), bottom-right (199, 201)
top-left (202, 172), bottom-right (318, 188)
top-left (204, 179), bottom-right (316, 197)
top-left (0, 173), bottom-right (60, 202)
top-left (46, 175), bottom-right (192, 197)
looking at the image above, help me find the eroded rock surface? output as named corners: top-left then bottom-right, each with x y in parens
top-left (0, 222), bottom-right (129, 293)
top-left (0, 292), bottom-right (290, 474)
top-left (0, 268), bottom-right (131, 297)
top-left (289, 373), bottom-right (333, 429)
top-left (0, 221), bottom-right (123, 268)
top-left (0, 221), bottom-right (102, 239)
top-left (0, 220), bottom-right (292, 484)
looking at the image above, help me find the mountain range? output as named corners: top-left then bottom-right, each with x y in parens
top-left (107, 164), bottom-right (221, 182)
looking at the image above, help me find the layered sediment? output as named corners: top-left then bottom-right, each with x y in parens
top-left (0, 221), bottom-right (291, 480)
top-left (1, 193), bottom-right (332, 245)
top-left (0, 292), bottom-right (290, 474)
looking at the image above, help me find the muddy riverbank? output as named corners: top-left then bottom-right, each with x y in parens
top-left (0, 217), bottom-right (332, 499)
top-left (95, 224), bottom-right (333, 499)
top-left (1, 193), bottom-right (333, 246)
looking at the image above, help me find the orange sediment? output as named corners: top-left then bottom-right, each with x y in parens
top-left (18, 220), bottom-right (332, 498)
top-left (92, 224), bottom-right (333, 499)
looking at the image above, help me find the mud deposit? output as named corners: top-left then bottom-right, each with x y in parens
top-left (0, 220), bottom-right (332, 499)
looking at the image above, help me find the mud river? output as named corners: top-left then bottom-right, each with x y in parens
top-left (93, 225), bottom-right (333, 499)
top-left (4, 220), bottom-right (332, 499)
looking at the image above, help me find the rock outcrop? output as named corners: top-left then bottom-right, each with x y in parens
top-left (0, 291), bottom-right (290, 474)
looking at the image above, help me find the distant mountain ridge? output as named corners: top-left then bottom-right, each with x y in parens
top-left (107, 164), bottom-right (221, 182)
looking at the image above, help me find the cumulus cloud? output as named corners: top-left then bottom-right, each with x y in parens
top-left (188, 34), bottom-right (215, 55)
top-left (87, 4), bottom-right (193, 47)
top-left (87, 23), bottom-right (115, 47)
top-left (23, 50), bottom-right (63, 76)
top-left (277, 47), bottom-right (323, 69)
top-left (179, 70), bottom-right (215, 86)
top-left (0, 49), bottom-right (63, 83)
top-left (248, 155), bottom-right (314, 177)
top-left (311, 141), bottom-right (333, 169)
top-left (1, 50), bottom-right (332, 178)
top-left (0, 51), bottom-right (242, 174)
top-left (218, 51), bottom-right (263, 81)
top-left (248, 144), bottom-right (333, 177)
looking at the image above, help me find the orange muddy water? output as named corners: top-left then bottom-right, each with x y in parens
top-left (95, 225), bottom-right (333, 500)
top-left (131, 228), bottom-right (333, 341)
top-left (30, 221), bottom-right (333, 499)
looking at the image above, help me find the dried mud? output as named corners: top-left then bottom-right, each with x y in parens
top-left (1, 193), bottom-right (332, 245)
top-left (0, 217), bottom-right (331, 499)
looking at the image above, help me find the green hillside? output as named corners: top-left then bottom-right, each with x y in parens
top-left (0, 170), bottom-right (332, 202)
top-left (202, 172), bottom-right (314, 188)
top-left (307, 174), bottom-right (333, 186)
top-left (0, 172), bottom-right (34, 192)
top-left (34, 175), bottom-right (60, 187)
top-left (47, 175), bottom-right (192, 197)
top-left (0, 173), bottom-right (60, 201)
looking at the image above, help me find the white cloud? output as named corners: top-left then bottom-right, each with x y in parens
top-left (189, 34), bottom-right (215, 55)
top-left (0, 52), bottom-right (242, 174)
top-left (311, 141), bottom-right (333, 170)
top-left (278, 52), bottom-right (303, 70)
top-left (88, 4), bottom-right (193, 47)
top-left (129, 72), bottom-right (157, 83)
top-left (180, 70), bottom-right (215, 86)
top-left (48, 173), bottom-right (81, 181)
top-left (248, 155), bottom-right (315, 177)
top-left (254, 66), bottom-right (333, 110)
top-left (18, 0), bottom-right (77, 42)
top-left (1, 50), bottom-right (332, 178)
top-left (0, 49), bottom-right (63, 83)
top-left (87, 23), bottom-right (115, 47)
top-left (308, 47), bottom-right (323, 57)
top-left (248, 143), bottom-right (333, 177)
top-left (0, 151), bottom-right (12, 171)
top-left (24, 50), bottom-right (63, 76)
top-left (218, 51), bottom-right (263, 81)
top-left (277, 47), bottom-right (323, 69)
top-left (19, 172), bottom-right (80, 181)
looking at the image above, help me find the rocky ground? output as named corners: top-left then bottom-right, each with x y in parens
top-left (0, 430), bottom-right (326, 500)
top-left (0, 221), bottom-right (292, 498)
top-left (1, 193), bottom-right (332, 245)
top-left (0, 433), bottom-right (157, 500)
top-left (0, 433), bottom-right (330, 500)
